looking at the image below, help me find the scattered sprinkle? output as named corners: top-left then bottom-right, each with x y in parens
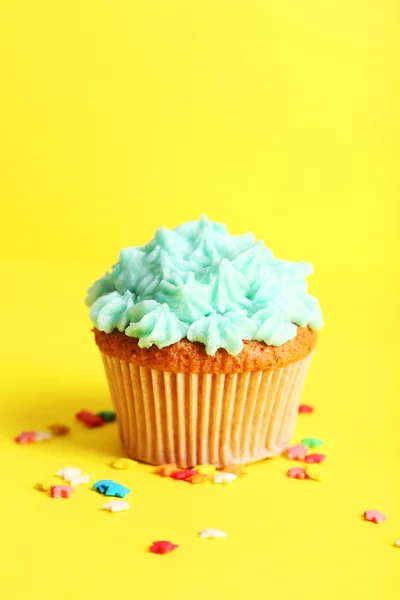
top-left (97, 410), bottom-right (117, 423)
top-left (394, 539), bottom-right (400, 547)
top-left (300, 438), bottom-right (324, 449)
top-left (213, 472), bottom-right (238, 484)
top-left (149, 541), bottom-right (178, 555)
top-left (194, 465), bottom-right (218, 476)
top-left (304, 464), bottom-right (324, 481)
top-left (15, 431), bottom-right (36, 444)
top-left (93, 479), bottom-right (114, 493)
top-left (48, 424), bottom-right (70, 436)
top-left (304, 453), bottom-right (326, 464)
top-left (36, 480), bottom-right (58, 492)
top-left (155, 464), bottom-right (178, 477)
top-left (186, 474), bottom-right (211, 484)
top-left (170, 469), bottom-right (198, 481)
top-left (111, 458), bottom-right (137, 469)
top-left (55, 467), bottom-right (81, 479)
top-left (102, 500), bottom-right (130, 512)
top-left (66, 475), bottom-right (90, 486)
top-left (363, 510), bottom-right (387, 524)
top-left (76, 410), bottom-right (104, 428)
top-left (93, 480), bottom-right (131, 498)
top-left (286, 444), bottom-right (308, 460)
top-left (51, 485), bottom-right (74, 498)
top-left (199, 529), bottom-right (228, 539)
top-left (298, 404), bottom-right (314, 413)
top-left (33, 431), bottom-right (53, 442)
top-left (287, 467), bottom-right (306, 479)
top-left (220, 465), bottom-right (247, 476)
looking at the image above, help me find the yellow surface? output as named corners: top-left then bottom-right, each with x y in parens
top-left (0, 1), bottom-right (399, 599)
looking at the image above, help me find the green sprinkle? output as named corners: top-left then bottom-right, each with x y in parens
top-left (97, 410), bottom-right (117, 423)
top-left (301, 437), bottom-right (324, 449)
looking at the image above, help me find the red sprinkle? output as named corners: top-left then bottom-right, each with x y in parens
top-left (304, 453), bottom-right (326, 464)
top-left (15, 431), bottom-right (36, 444)
top-left (149, 541), bottom-right (178, 554)
top-left (287, 467), bottom-right (306, 479)
top-left (170, 469), bottom-right (198, 480)
top-left (299, 404), bottom-right (314, 413)
top-left (76, 410), bottom-right (104, 428)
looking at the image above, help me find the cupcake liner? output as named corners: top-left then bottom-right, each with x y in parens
top-left (101, 352), bottom-right (313, 467)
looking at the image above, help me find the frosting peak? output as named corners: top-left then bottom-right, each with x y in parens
top-left (86, 216), bottom-right (323, 354)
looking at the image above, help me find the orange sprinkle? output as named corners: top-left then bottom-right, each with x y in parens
top-left (48, 424), bottom-right (70, 436)
top-left (155, 464), bottom-right (178, 477)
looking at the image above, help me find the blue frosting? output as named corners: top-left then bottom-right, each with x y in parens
top-left (86, 216), bottom-right (323, 354)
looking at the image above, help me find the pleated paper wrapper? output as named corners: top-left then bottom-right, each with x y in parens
top-left (101, 352), bottom-right (313, 467)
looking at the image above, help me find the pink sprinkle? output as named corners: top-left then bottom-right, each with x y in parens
top-left (286, 444), bottom-right (308, 460)
top-left (15, 431), bottom-right (36, 444)
top-left (51, 485), bottom-right (74, 499)
top-left (363, 510), bottom-right (387, 524)
top-left (299, 404), bottom-right (314, 413)
top-left (287, 467), bottom-right (306, 479)
top-left (304, 453), bottom-right (326, 464)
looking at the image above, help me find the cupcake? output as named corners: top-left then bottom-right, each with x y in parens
top-left (86, 216), bottom-right (323, 467)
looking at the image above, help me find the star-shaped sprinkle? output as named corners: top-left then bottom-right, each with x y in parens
top-left (93, 480), bottom-right (131, 498)
top-left (15, 431), bottom-right (36, 444)
top-left (199, 529), bottom-right (228, 539)
top-left (149, 541), bottom-right (178, 554)
top-left (394, 539), bottom-right (400, 547)
top-left (96, 410), bottom-right (116, 422)
top-left (304, 453), bottom-right (326, 464)
top-left (213, 472), bottom-right (238, 484)
top-left (363, 510), bottom-right (387, 524)
top-left (76, 410), bottom-right (104, 428)
top-left (34, 431), bottom-right (53, 442)
top-left (186, 474), bottom-right (211, 484)
top-left (194, 465), bottom-right (218, 476)
top-left (287, 467), bottom-right (306, 479)
top-left (298, 404), bottom-right (314, 413)
top-left (66, 475), bottom-right (90, 486)
top-left (55, 467), bottom-right (81, 479)
top-left (170, 469), bottom-right (198, 480)
top-left (304, 464), bottom-right (324, 481)
top-left (111, 458), bottom-right (137, 469)
top-left (51, 485), bottom-right (74, 498)
top-left (301, 437), bottom-right (324, 449)
top-left (93, 479), bottom-right (114, 493)
top-left (155, 464), bottom-right (178, 477)
top-left (48, 424), bottom-right (70, 436)
top-left (286, 444), bottom-right (308, 460)
top-left (220, 465), bottom-right (247, 476)
top-left (36, 480), bottom-right (59, 492)
top-left (102, 500), bottom-right (130, 512)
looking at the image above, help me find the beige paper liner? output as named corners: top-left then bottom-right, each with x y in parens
top-left (101, 352), bottom-right (313, 467)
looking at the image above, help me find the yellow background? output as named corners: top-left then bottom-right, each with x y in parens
top-left (0, 1), bottom-right (398, 599)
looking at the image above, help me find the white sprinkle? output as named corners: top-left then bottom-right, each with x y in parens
top-left (65, 475), bottom-right (90, 486)
top-left (34, 431), bottom-right (53, 442)
top-left (199, 528), bottom-right (228, 539)
top-left (395, 539), bottom-right (400, 547)
top-left (213, 472), bottom-right (238, 484)
top-left (55, 467), bottom-right (81, 479)
top-left (102, 500), bottom-right (130, 512)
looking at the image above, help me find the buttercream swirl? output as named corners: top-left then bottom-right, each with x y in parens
top-left (86, 216), bottom-right (323, 354)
